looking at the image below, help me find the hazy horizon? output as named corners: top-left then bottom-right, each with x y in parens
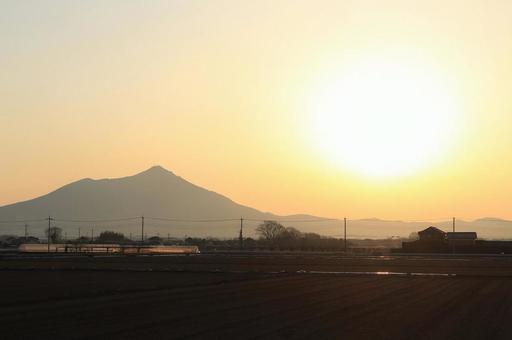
top-left (0, 164), bottom-right (511, 223)
top-left (2, 164), bottom-right (512, 223)
top-left (1, 165), bottom-right (511, 240)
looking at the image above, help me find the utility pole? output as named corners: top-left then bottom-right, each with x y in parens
top-left (239, 217), bottom-right (244, 250)
top-left (91, 228), bottom-right (94, 243)
top-left (344, 218), bottom-right (347, 253)
top-left (141, 216), bottom-right (145, 244)
top-left (78, 227), bottom-right (81, 239)
top-left (453, 217), bottom-right (456, 233)
top-left (24, 224), bottom-right (28, 241)
top-left (47, 216), bottom-right (53, 252)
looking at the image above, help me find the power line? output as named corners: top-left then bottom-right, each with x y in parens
top-left (53, 217), bottom-right (140, 223)
top-left (243, 218), bottom-right (338, 223)
top-left (401, 217), bottom-right (455, 223)
top-left (239, 217), bottom-right (243, 250)
top-left (0, 216), bottom-right (474, 224)
top-left (344, 217), bottom-right (347, 252)
top-left (146, 217), bottom-right (240, 222)
top-left (0, 219), bottom-right (46, 224)
top-left (141, 216), bottom-right (144, 243)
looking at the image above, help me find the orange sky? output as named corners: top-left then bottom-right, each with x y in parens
top-left (2, 1), bottom-right (512, 220)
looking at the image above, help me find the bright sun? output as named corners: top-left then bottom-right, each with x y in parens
top-left (308, 59), bottom-right (461, 178)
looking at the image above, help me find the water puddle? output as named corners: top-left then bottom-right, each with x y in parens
top-left (296, 270), bottom-right (456, 277)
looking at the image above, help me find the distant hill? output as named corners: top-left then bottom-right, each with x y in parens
top-left (0, 166), bottom-right (511, 239)
top-left (0, 166), bottom-right (270, 221)
top-left (0, 166), bottom-right (330, 238)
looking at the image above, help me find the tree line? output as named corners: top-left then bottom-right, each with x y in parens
top-left (1, 221), bottom-right (408, 251)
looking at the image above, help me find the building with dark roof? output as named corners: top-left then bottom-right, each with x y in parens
top-left (397, 226), bottom-right (512, 254)
top-left (418, 227), bottom-right (446, 241)
top-left (447, 232), bottom-right (477, 246)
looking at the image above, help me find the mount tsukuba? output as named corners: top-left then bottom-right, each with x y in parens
top-left (0, 166), bottom-right (510, 239)
top-left (0, 166), bottom-right (328, 237)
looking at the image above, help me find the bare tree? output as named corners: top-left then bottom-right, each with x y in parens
top-left (281, 227), bottom-right (302, 241)
top-left (45, 227), bottom-right (63, 243)
top-left (255, 221), bottom-right (285, 242)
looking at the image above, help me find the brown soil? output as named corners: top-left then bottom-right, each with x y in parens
top-left (1, 254), bottom-right (512, 339)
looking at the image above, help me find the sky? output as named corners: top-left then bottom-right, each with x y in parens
top-left (1, 0), bottom-right (512, 220)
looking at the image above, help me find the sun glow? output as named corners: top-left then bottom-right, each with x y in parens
top-left (308, 58), bottom-right (461, 178)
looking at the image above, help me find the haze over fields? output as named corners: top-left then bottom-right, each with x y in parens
top-left (1, 166), bottom-right (510, 239)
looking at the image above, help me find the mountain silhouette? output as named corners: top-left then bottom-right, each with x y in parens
top-left (0, 166), bottom-right (326, 237)
top-left (0, 166), bottom-right (276, 219)
top-left (0, 166), bottom-right (511, 239)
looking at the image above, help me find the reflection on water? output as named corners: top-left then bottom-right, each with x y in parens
top-left (300, 270), bottom-right (456, 277)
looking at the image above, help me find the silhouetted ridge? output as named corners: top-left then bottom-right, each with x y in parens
top-left (0, 166), bottom-right (273, 229)
top-left (136, 165), bottom-right (174, 176)
top-left (1, 167), bottom-right (511, 239)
